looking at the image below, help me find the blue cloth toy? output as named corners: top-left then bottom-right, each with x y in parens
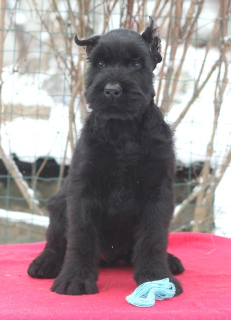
top-left (126, 278), bottom-right (176, 307)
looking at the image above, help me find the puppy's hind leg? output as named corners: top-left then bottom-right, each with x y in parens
top-left (28, 189), bottom-right (67, 279)
top-left (167, 253), bottom-right (185, 275)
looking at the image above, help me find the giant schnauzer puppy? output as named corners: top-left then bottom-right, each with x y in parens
top-left (28, 17), bottom-right (184, 296)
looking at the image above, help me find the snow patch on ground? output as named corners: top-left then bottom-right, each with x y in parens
top-left (0, 209), bottom-right (49, 228)
top-left (1, 104), bottom-right (73, 165)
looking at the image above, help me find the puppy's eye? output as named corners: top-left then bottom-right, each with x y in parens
top-left (97, 60), bottom-right (106, 67)
top-left (131, 61), bottom-right (142, 69)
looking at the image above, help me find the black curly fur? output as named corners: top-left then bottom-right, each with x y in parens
top-left (28, 18), bottom-right (184, 296)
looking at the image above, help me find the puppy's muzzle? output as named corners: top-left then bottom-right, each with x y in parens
top-left (104, 84), bottom-right (122, 99)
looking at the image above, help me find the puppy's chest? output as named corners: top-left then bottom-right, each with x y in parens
top-left (90, 141), bottom-right (143, 191)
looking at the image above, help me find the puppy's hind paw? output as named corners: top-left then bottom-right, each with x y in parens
top-left (168, 253), bottom-right (185, 275)
top-left (28, 250), bottom-right (63, 279)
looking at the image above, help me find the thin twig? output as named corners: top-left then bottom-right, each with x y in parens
top-left (102, 0), bottom-right (118, 34)
top-left (0, 0), bottom-right (6, 128)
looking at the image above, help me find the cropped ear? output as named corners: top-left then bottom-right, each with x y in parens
top-left (142, 17), bottom-right (162, 67)
top-left (74, 35), bottom-right (100, 54)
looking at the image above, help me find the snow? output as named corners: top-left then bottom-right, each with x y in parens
top-left (2, 71), bottom-right (54, 108)
top-left (1, 70), bottom-right (73, 164)
top-left (0, 209), bottom-right (49, 228)
top-left (167, 90), bottom-right (231, 167)
top-left (15, 12), bottom-right (27, 25)
top-left (213, 166), bottom-right (231, 238)
top-left (1, 113), bottom-right (72, 165)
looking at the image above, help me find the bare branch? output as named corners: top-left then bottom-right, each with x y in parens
top-left (0, 145), bottom-right (43, 216)
top-left (172, 59), bottom-right (219, 130)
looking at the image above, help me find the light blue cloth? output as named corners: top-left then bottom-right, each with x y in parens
top-left (126, 278), bottom-right (176, 307)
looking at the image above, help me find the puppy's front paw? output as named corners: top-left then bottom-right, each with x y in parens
top-left (135, 273), bottom-right (183, 297)
top-left (170, 276), bottom-right (183, 296)
top-left (51, 273), bottom-right (98, 295)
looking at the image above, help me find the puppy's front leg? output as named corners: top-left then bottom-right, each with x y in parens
top-left (133, 200), bottom-right (183, 296)
top-left (51, 197), bottom-right (100, 295)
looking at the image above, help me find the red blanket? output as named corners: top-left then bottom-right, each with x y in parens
top-left (0, 233), bottom-right (231, 320)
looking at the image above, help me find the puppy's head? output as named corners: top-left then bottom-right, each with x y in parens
top-left (75, 17), bottom-right (162, 120)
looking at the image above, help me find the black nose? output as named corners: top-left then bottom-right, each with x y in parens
top-left (104, 84), bottom-right (122, 99)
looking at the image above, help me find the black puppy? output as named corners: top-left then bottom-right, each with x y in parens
top-left (28, 18), bottom-right (184, 296)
